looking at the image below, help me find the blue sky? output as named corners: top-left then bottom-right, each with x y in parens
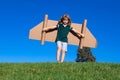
top-left (0, 0), bottom-right (120, 63)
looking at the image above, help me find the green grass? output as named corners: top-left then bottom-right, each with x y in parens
top-left (0, 62), bottom-right (120, 80)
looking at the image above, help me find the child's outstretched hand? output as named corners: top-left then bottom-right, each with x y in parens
top-left (81, 33), bottom-right (85, 38)
top-left (78, 33), bottom-right (85, 38)
top-left (42, 28), bottom-right (47, 32)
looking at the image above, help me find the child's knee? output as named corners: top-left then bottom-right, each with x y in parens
top-left (62, 50), bottom-right (66, 54)
top-left (57, 47), bottom-right (62, 51)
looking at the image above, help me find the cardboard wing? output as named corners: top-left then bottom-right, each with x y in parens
top-left (29, 15), bottom-right (97, 48)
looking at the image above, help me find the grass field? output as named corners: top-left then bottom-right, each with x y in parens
top-left (0, 62), bottom-right (120, 80)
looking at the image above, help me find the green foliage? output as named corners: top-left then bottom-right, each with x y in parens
top-left (76, 47), bottom-right (96, 62)
top-left (0, 63), bottom-right (120, 80)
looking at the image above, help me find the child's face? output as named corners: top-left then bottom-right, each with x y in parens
top-left (63, 18), bottom-right (69, 25)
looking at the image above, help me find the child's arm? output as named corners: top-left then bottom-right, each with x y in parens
top-left (42, 26), bottom-right (56, 31)
top-left (71, 28), bottom-right (85, 38)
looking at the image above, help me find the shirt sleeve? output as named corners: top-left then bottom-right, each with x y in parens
top-left (70, 26), bottom-right (73, 30)
top-left (56, 24), bottom-right (59, 28)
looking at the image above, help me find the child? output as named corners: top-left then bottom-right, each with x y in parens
top-left (42, 14), bottom-right (84, 62)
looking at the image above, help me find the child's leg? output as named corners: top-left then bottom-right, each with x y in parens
top-left (61, 50), bottom-right (66, 62)
top-left (61, 42), bottom-right (67, 62)
top-left (56, 47), bottom-right (61, 62)
top-left (56, 41), bottom-right (62, 62)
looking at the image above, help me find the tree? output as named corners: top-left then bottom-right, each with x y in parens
top-left (76, 47), bottom-right (96, 62)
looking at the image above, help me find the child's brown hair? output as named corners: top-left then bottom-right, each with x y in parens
top-left (58, 14), bottom-right (72, 26)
